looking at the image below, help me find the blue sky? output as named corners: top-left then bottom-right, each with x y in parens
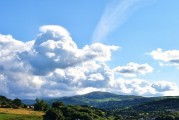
top-left (0, 0), bottom-right (179, 98)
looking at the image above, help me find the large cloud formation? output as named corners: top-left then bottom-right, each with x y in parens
top-left (0, 25), bottom-right (179, 98)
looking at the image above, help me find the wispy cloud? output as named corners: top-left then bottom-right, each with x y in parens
top-left (92, 0), bottom-right (152, 43)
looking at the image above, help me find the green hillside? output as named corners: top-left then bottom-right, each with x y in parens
top-left (22, 91), bottom-right (179, 111)
top-left (131, 97), bottom-right (179, 112)
top-left (2, 92), bottom-right (179, 120)
top-left (45, 92), bottom-right (152, 110)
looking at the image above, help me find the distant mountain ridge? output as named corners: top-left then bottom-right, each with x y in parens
top-left (22, 91), bottom-right (146, 109)
top-left (22, 91), bottom-right (179, 111)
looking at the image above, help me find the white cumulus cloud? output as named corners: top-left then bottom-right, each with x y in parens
top-left (114, 62), bottom-right (153, 77)
top-left (150, 48), bottom-right (179, 67)
top-left (109, 78), bottom-right (179, 96)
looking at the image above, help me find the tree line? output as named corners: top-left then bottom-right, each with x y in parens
top-left (0, 95), bottom-right (24, 108)
top-left (2, 95), bottom-right (179, 120)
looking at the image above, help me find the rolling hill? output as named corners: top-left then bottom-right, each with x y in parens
top-left (49, 91), bottom-right (148, 110)
top-left (22, 92), bottom-right (151, 109)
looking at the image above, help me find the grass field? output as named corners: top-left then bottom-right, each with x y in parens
top-left (0, 108), bottom-right (44, 120)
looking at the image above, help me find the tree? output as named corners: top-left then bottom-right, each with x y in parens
top-left (34, 98), bottom-right (50, 111)
top-left (175, 116), bottom-right (179, 120)
top-left (114, 115), bottom-right (123, 120)
top-left (12, 98), bottom-right (22, 107)
top-left (71, 112), bottom-right (93, 120)
top-left (165, 115), bottom-right (175, 120)
top-left (43, 108), bottom-right (64, 120)
top-left (52, 102), bottom-right (64, 108)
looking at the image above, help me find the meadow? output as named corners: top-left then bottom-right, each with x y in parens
top-left (0, 108), bottom-right (44, 120)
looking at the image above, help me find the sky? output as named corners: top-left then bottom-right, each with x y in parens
top-left (0, 0), bottom-right (179, 98)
